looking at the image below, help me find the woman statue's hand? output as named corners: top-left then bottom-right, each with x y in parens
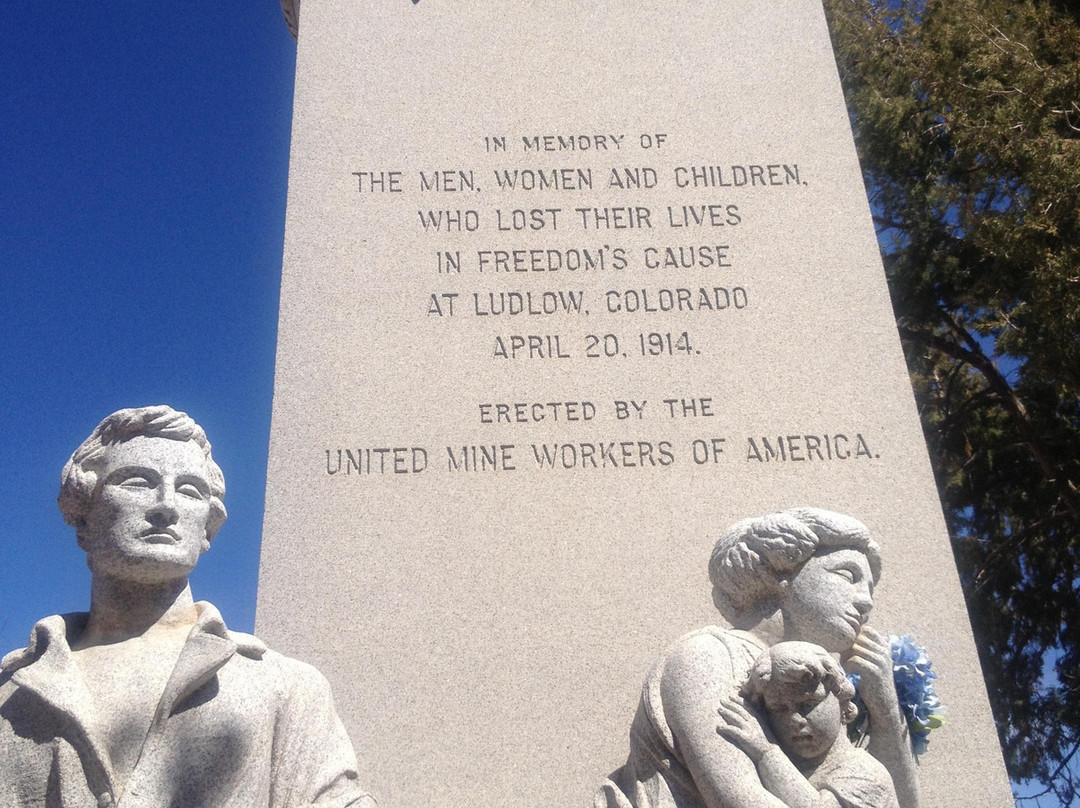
top-left (843, 625), bottom-right (920, 808)
top-left (843, 625), bottom-right (899, 719)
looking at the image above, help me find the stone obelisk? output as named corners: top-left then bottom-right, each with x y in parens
top-left (257, 2), bottom-right (1014, 805)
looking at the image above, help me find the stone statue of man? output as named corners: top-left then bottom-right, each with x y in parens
top-left (0, 405), bottom-right (376, 808)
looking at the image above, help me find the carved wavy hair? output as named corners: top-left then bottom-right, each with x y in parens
top-left (58, 405), bottom-right (227, 542)
top-left (741, 640), bottom-right (860, 726)
top-left (708, 507), bottom-right (882, 617)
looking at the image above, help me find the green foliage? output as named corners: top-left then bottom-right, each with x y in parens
top-left (823, 0), bottom-right (1080, 802)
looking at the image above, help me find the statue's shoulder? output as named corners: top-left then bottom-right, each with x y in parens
top-left (226, 632), bottom-right (338, 700)
top-left (225, 629), bottom-right (269, 660)
top-left (638, 627), bottom-right (764, 753)
top-left (192, 605), bottom-right (334, 700)
top-left (811, 738), bottom-right (899, 808)
top-left (659, 625), bottom-right (762, 679)
top-left (0, 614), bottom-right (83, 719)
top-left (1, 613), bottom-right (83, 673)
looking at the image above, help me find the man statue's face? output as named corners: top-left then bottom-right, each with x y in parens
top-left (80, 435), bottom-right (213, 584)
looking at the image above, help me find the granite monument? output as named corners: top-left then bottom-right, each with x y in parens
top-left (257, 2), bottom-right (1014, 805)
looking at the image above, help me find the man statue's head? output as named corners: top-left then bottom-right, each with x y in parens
top-left (58, 406), bottom-right (227, 583)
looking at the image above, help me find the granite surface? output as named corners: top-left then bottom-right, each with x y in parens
top-left (258, 2), bottom-right (1014, 805)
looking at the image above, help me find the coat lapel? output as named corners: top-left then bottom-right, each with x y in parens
top-left (5, 614), bottom-right (117, 799)
top-left (152, 606), bottom-right (236, 723)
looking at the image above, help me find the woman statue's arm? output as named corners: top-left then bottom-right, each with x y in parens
top-left (844, 626), bottom-right (920, 808)
top-left (661, 635), bottom-right (790, 808)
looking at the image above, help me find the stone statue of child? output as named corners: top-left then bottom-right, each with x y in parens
top-left (0, 405), bottom-right (376, 807)
top-left (718, 641), bottom-right (899, 808)
top-left (596, 508), bottom-right (918, 808)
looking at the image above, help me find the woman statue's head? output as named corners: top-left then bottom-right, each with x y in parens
top-left (709, 508), bottom-right (882, 652)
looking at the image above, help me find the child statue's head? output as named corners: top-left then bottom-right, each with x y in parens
top-left (742, 641), bottom-right (859, 761)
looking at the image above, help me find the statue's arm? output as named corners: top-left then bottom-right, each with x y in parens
top-left (717, 697), bottom-right (822, 808)
top-left (757, 747), bottom-right (832, 808)
top-left (844, 626), bottom-right (919, 808)
top-left (274, 657), bottom-right (377, 807)
top-left (660, 635), bottom-right (789, 808)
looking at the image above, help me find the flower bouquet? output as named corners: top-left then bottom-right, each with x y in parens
top-left (848, 634), bottom-right (945, 755)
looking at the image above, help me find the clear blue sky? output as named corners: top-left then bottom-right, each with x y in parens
top-left (0, 3), bottom-right (296, 652)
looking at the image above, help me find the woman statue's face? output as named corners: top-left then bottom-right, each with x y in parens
top-left (779, 547), bottom-right (874, 653)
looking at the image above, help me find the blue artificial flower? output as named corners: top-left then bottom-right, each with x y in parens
top-left (890, 634), bottom-right (944, 755)
top-left (846, 635), bottom-right (945, 756)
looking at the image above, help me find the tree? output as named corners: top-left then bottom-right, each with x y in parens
top-left (822, 0), bottom-right (1080, 803)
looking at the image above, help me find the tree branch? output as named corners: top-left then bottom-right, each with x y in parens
top-left (899, 322), bottom-right (1080, 522)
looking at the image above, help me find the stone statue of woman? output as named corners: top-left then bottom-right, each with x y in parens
top-left (596, 507), bottom-right (918, 808)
